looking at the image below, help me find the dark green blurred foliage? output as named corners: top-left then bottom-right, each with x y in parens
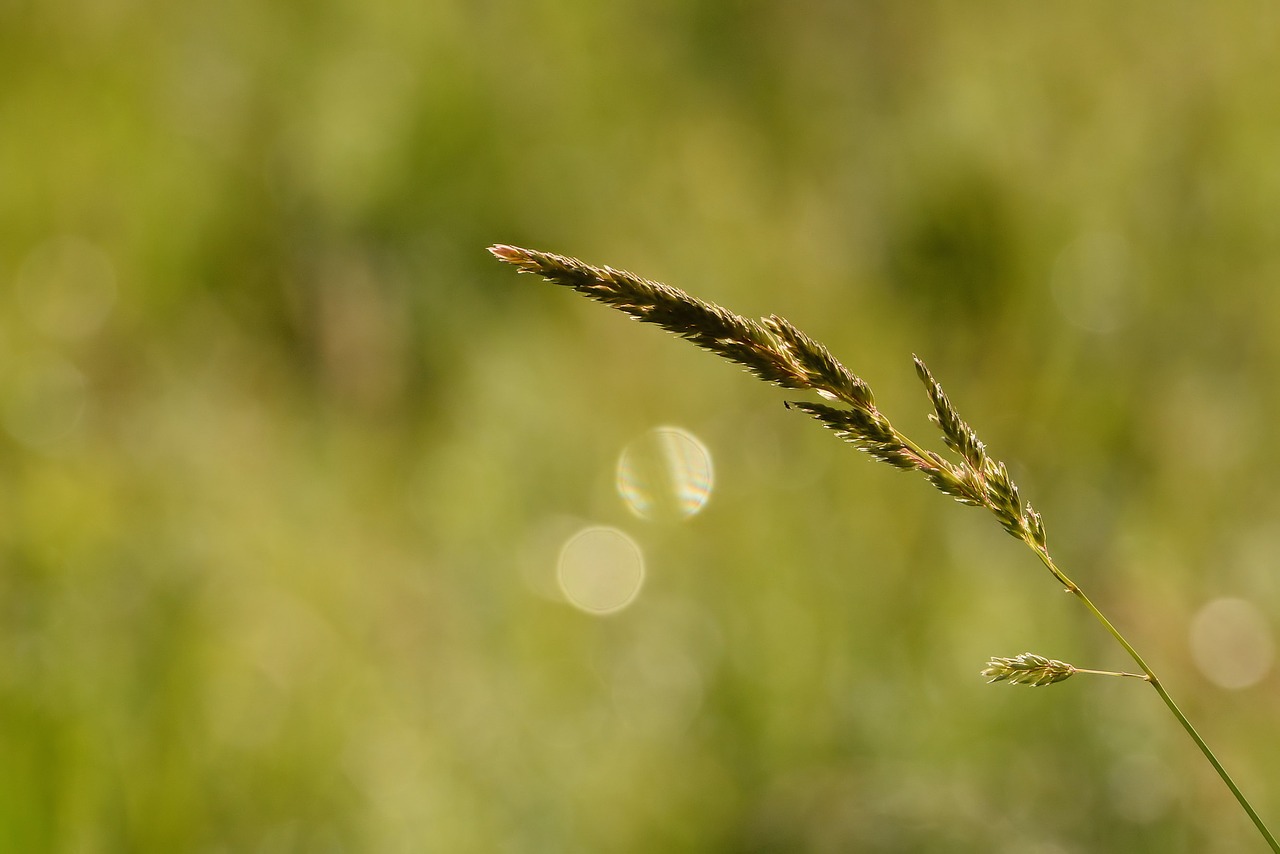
top-left (2, 0), bottom-right (1279, 851)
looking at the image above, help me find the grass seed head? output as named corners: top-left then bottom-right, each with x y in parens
top-left (982, 653), bottom-right (1076, 686)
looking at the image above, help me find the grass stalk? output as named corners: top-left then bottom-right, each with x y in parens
top-left (1040, 551), bottom-right (1280, 852)
top-left (490, 244), bottom-right (1278, 850)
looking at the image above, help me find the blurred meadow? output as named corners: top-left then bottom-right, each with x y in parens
top-left (3, 0), bottom-right (1280, 851)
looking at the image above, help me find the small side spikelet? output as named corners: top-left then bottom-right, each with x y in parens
top-left (982, 653), bottom-right (1076, 687)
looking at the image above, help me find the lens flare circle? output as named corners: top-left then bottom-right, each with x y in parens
top-left (616, 426), bottom-right (713, 521)
top-left (557, 526), bottom-right (645, 615)
top-left (1189, 597), bottom-right (1274, 690)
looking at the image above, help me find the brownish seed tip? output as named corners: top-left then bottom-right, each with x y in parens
top-left (488, 244), bottom-right (526, 263)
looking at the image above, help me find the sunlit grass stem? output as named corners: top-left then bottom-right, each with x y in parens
top-left (1036, 550), bottom-right (1279, 852)
top-left (490, 244), bottom-right (1278, 851)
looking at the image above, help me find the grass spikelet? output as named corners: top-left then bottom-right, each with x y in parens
top-left (914, 356), bottom-right (989, 472)
top-left (761, 315), bottom-right (875, 409)
top-left (489, 244), bottom-right (1024, 516)
top-left (489, 245), bottom-right (858, 398)
top-left (982, 653), bottom-right (1077, 686)
top-left (783, 400), bottom-right (918, 470)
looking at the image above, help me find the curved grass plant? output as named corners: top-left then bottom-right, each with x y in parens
top-left (490, 243), bottom-right (1278, 851)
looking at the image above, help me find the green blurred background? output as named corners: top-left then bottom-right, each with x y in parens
top-left (3, 0), bottom-right (1279, 851)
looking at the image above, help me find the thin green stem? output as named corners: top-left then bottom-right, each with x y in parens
top-left (1072, 667), bottom-right (1149, 680)
top-left (1036, 550), bottom-right (1279, 852)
